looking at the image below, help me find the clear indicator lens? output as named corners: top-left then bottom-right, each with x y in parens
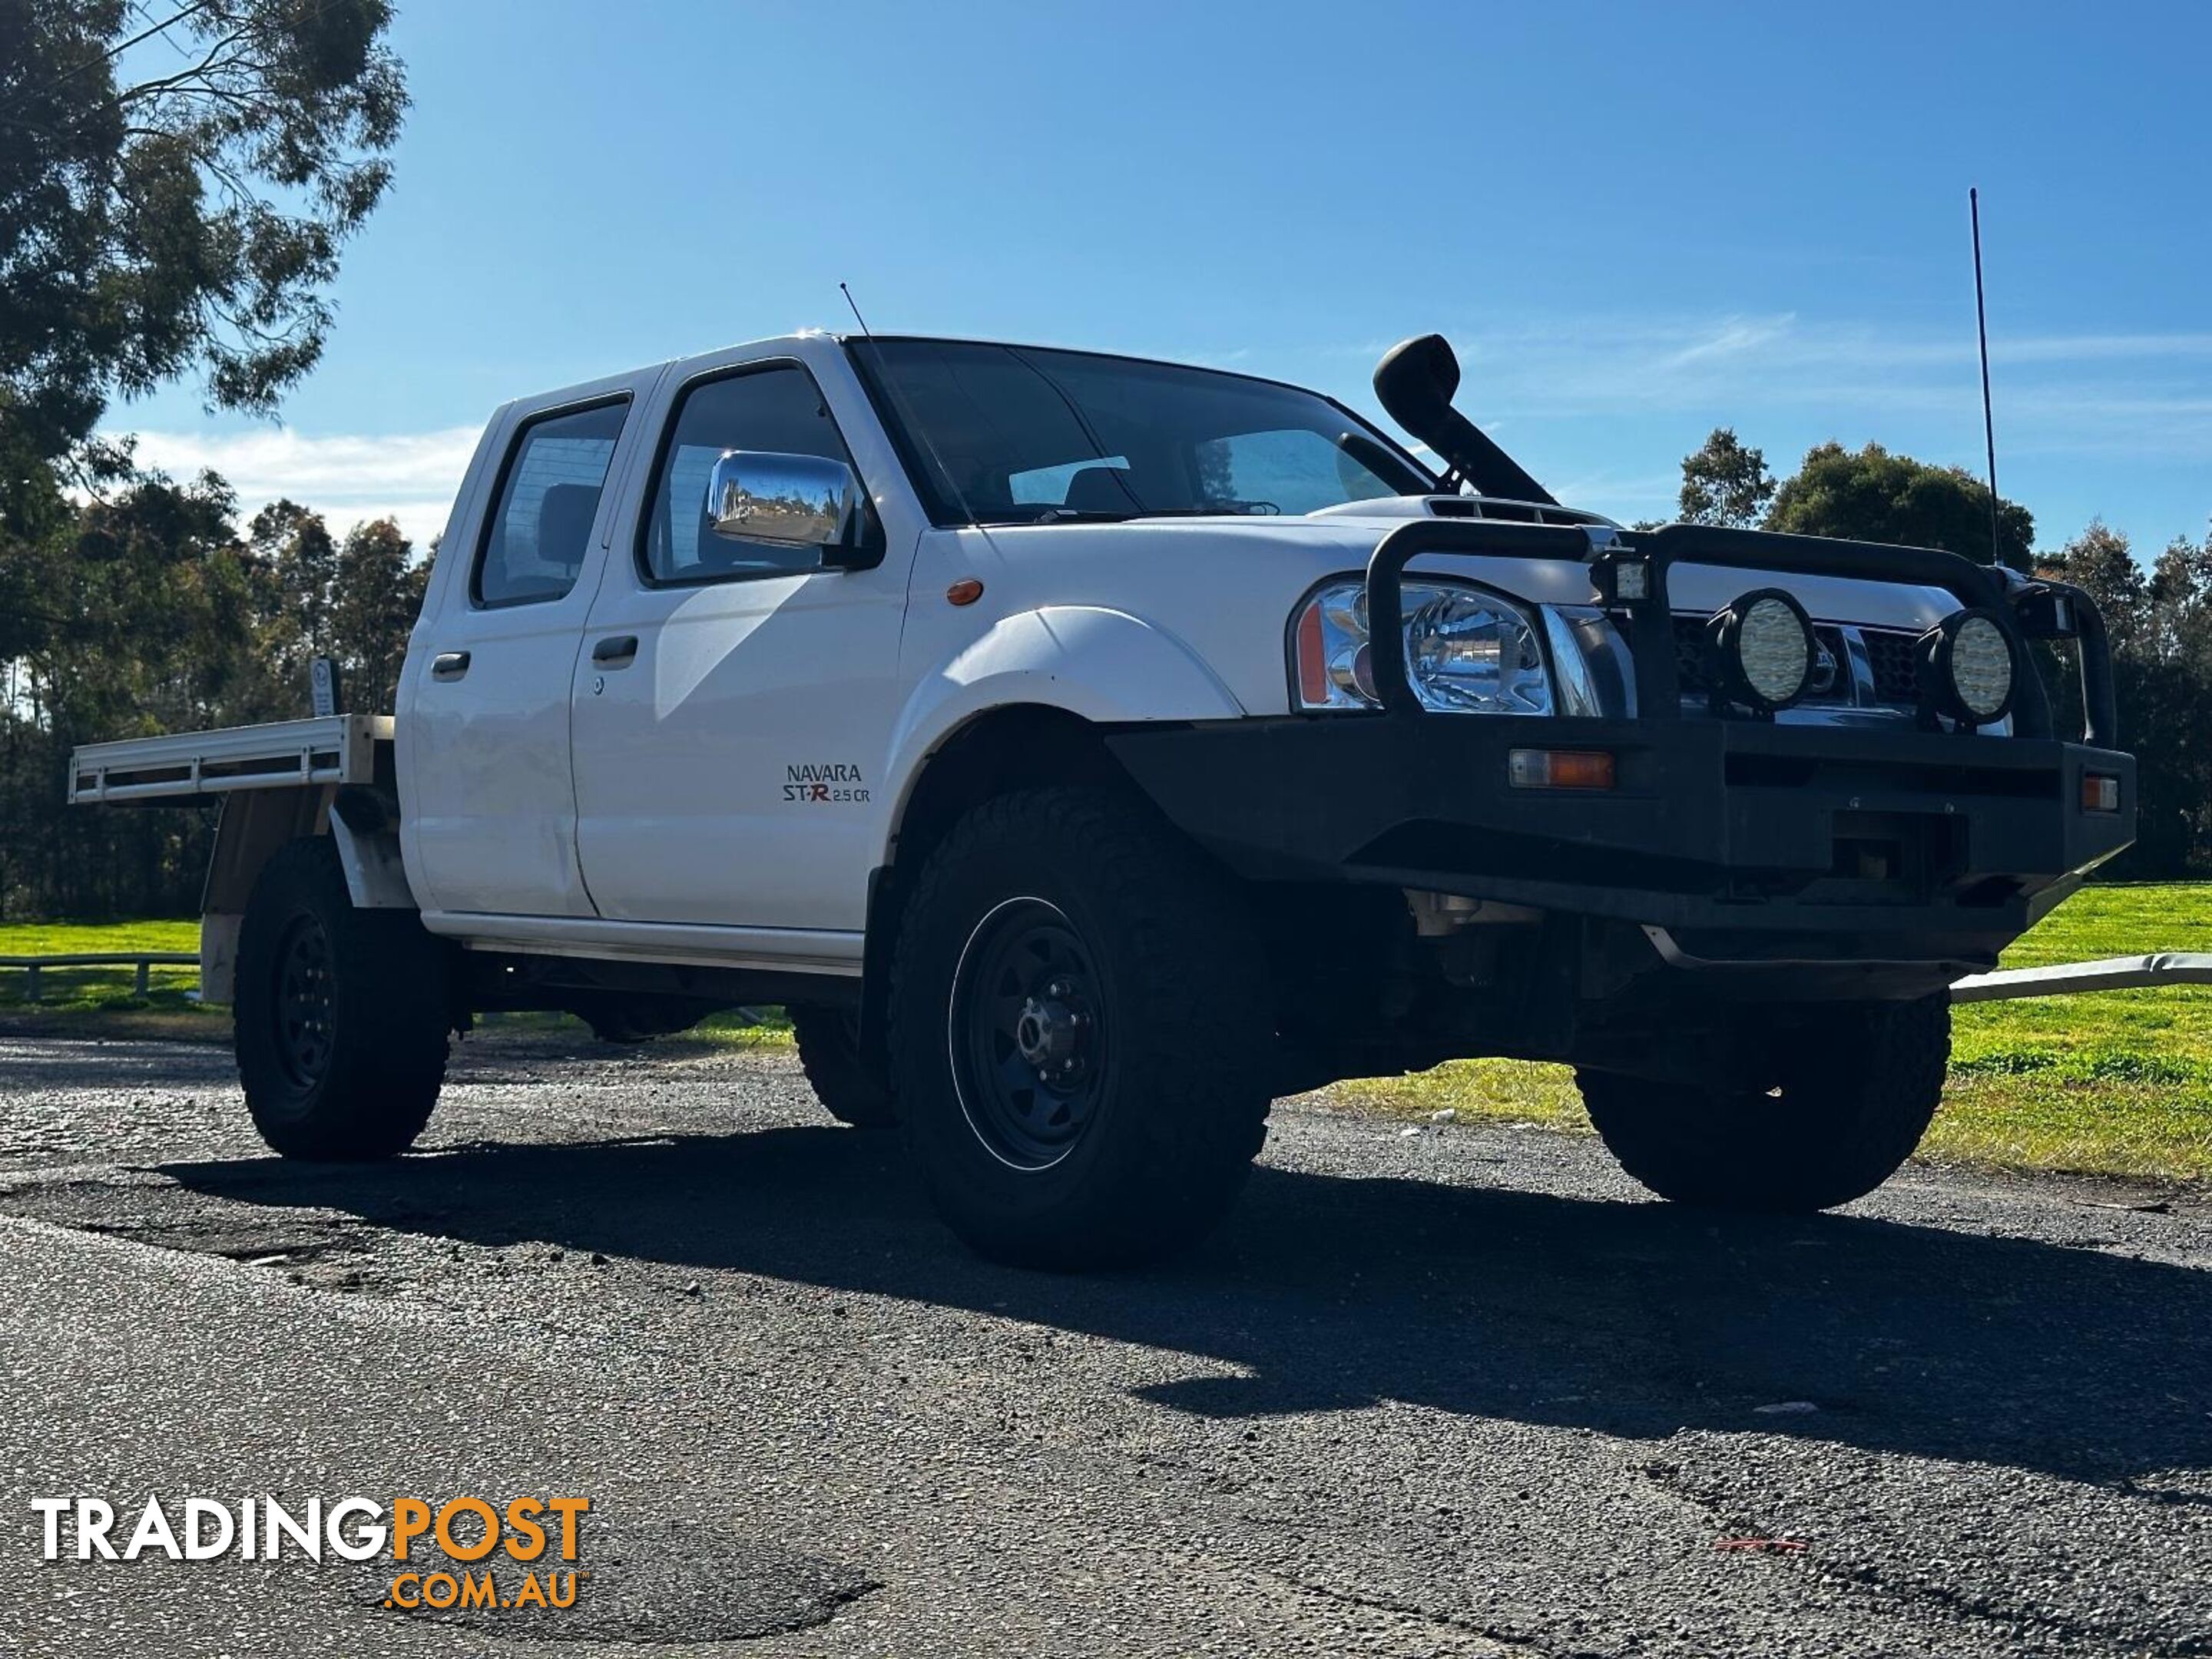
top-left (1949, 614), bottom-right (2013, 719)
top-left (1349, 642), bottom-right (1376, 701)
top-left (1736, 597), bottom-right (1811, 706)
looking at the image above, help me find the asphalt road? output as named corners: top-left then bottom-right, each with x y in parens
top-left (0, 1027), bottom-right (2207, 1658)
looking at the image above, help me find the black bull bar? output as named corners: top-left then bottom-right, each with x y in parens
top-left (1363, 519), bottom-right (2118, 746)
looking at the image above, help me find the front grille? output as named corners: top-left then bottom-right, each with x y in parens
top-left (1861, 627), bottom-right (1922, 704)
top-left (1667, 613), bottom-right (1927, 710)
top-left (1671, 614), bottom-right (1710, 693)
top-left (1668, 615), bottom-right (1850, 705)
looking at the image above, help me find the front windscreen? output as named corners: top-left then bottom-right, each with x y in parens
top-left (849, 339), bottom-right (1435, 526)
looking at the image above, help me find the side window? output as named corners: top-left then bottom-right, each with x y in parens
top-left (473, 399), bottom-right (629, 608)
top-left (1008, 455), bottom-right (1131, 507)
top-left (1195, 428), bottom-right (1396, 515)
top-left (643, 365), bottom-right (858, 583)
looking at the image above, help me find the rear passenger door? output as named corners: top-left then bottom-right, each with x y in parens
top-left (402, 392), bottom-right (643, 918)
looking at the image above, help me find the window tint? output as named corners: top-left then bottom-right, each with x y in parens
top-left (643, 365), bottom-right (857, 582)
top-left (473, 400), bottom-right (628, 607)
top-left (1008, 455), bottom-right (1131, 506)
top-left (1196, 428), bottom-right (1399, 516)
top-left (849, 339), bottom-right (1433, 525)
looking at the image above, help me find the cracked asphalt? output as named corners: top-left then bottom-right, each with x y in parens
top-left (0, 1026), bottom-right (2207, 1657)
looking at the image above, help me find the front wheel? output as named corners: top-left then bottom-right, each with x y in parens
top-left (888, 787), bottom-right (1273, 1270)
top-left (1577, 995), bottom-right (1950, 1213)
top-left (233, 837), bottom-right (452, 1159)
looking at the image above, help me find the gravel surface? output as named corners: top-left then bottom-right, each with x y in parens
top-left (0, 1028), bottom-right (2206, 1657)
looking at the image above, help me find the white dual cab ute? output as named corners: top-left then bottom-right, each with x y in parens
top-left (72, 330), bottom-right (2136, 1267)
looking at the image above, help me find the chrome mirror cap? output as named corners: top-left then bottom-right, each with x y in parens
top-left (704, 450), bottom-right (860, 550)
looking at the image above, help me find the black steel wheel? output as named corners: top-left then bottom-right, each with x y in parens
top-left (234, 836), bottom-right (451, 1160)
top-left (950, 898), bottom-right (1107, 1169)
top-left (270, 912), bottom-right (337, 1091)
top-left (889, 786), bottom-right (1273, 1270)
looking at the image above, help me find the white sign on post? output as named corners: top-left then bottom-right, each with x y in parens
top-left (310, 657), bottom-right (338, 718)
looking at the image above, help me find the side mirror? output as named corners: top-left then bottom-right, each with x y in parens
top-left (704, 450), bottom-right (879, 568)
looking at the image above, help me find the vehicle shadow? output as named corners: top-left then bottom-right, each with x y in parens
top-left (159, 1125), bottom-right (2212, 1487)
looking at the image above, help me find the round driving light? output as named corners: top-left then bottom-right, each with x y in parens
top-left (1917, 609), bottom-right (2016, 726)
top-left (1706, 588), bottom-right (1815, 712)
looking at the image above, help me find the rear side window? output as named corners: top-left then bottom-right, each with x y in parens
top-left (473, 399), bottom-right (630, 607)
top-left (641, 365), bottom-right (857, 583)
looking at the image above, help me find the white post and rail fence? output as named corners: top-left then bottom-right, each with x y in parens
top-left (0, 953), bottom-right (199, 1005)
top-left (0, 949), bottom-right (2207, 1010)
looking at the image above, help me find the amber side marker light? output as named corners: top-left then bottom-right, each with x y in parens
top-left (1508, 749), bottom-right (1616, 790)
top-left (946, 578), bottom-right (985, 607)
top-left (2081, 772), bottom-right (2121, 813)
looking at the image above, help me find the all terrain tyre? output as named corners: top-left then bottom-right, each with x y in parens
top-left (790, 1003), bottom-right (898, 1128)
top-left (1577, 994), bottom-right (1951, 1212)
top-left (234, 836), bottom-right (452, 1159)
top-left (888, 786), bottom-right (1273, 1270)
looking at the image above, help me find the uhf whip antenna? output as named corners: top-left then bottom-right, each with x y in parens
top-left (837, 281), bottom-right (874, 339)
top-left (839, 281), bottom-right (985, 533)
top-left (1969, 188), bottom-right (2005, 566)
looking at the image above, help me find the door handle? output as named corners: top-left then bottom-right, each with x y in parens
top-left (591, 634), bottom-right (639, 667)
top-left (430, 651), bottom-right (471, 681)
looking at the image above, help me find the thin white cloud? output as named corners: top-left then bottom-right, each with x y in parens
top-left (1280, 314), bottom-right (2212, 535)
top-left (1399, 314), bottom-right (2212, 472)
top-left (1445, 315), bottom-right (2212, 414)
top-left (99, 315), bottom-right (2212, 552)
top-left (1653, 315), bottom-right (1798, 372)
top-left (1543, 469), bottom-right (1684, 522)
top-left (109, 425), bottom-right (481, 551)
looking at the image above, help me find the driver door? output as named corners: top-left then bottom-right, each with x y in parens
top-left (568, 354), bottom-right (907, 934)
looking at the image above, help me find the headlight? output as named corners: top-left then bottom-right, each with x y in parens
top-left (1916, 608), bottom-right (2016, 726)
top-left (1290, 578), bottom-right (1552, 714)
top-left (1706, 588), bottom-right (1816, 713)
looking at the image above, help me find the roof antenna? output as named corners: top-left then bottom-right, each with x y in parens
top-left (1969, 188), bottom-right (2006, 568)
top-left (836, 280), bottom-right (875, 339)
top-left (840, 282), bottom-right (986, 534)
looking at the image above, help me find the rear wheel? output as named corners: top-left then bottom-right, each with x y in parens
top-left (888, 786), bottom-right (1273, 1270)
top-left (234, 837), bottom-right (452, 1159)
top-left (790, 1003), bottom-right (897, 1128)
top-left (1577, 995), bottom-right (1950, 1212)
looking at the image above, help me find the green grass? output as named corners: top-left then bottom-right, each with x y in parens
top-left (1936, 885), bottom-right (2212, 1181)
top-left (1324, 882), bottom-right (2212, 1186)
top-left (11, 889), bottom-right (2212, 1183)
top-left (0, 918), bottom-right (207, 1013)
top-left (467, 1006), bottom-right (793, 1048)
top-left (0, 917), bottom-right (795, 1045)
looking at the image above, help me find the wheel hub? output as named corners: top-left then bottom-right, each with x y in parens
top-left (1014, 982), bottom-right (1087, 1075)
top-left (949, 901), bottom-right (1108, 1171)
top-left (272, 912), bottom-right (336, 1091)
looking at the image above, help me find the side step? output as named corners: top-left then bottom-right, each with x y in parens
top-left (1951, 952), bottom-right (2212, 1003)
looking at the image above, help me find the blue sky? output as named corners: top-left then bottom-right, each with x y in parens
top-left (113, 0), bottom-right (2211, 559)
